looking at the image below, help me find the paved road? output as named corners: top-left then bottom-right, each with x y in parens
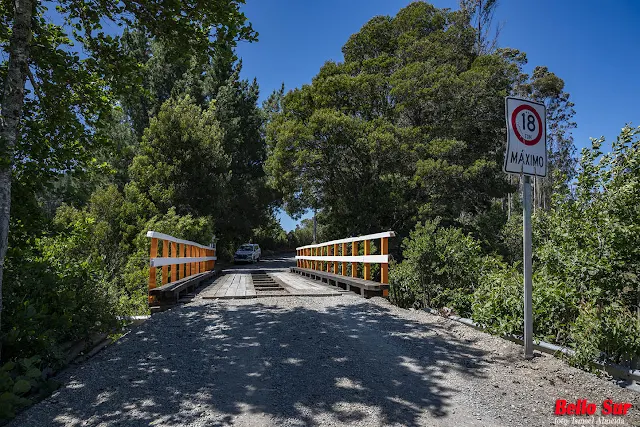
top-left (10, 258), bottom-right (640, 426)
top-left (220, 254), bottom-right (297, 272)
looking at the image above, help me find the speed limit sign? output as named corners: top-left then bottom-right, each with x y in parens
top-left (504, 96), bottom-right (548, 360)
top-left (504, 97), bottom-right (546, 176)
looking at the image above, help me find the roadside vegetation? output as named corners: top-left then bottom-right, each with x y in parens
top-left (389, 127), bottom-right (640, 370)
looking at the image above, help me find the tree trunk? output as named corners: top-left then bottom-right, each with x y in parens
top-left (0, 0), bottom-right (33, 360)
top-left (313, 209), bottom-right (317, 244)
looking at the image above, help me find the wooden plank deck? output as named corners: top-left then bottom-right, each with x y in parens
top-left (271, 272), bottom-right (346, 296)
top-left (199, 273), bottom-right (255, 299)
top-left (200, 272), bottom-right (342, 299)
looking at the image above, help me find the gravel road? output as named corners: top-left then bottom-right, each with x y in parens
top-left (10, 292), bottom-right (639, 426)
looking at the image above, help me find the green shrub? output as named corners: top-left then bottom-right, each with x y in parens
top-left (597, 304), bottom-right (640, 366)
top-left (532, 276), bottom-right (580, 344)
top-left (3, 183), bottom-right (217, 369)
top-left (0, 357), bottom-right (60, 420)
top-left (471, 262), bottom-right (523, 336)
top-left (389, 219), bottom-right (487, 316)
top-left (51, 186), bottom-right (215, 316)
top-left (389, 261), bottom-right (420, 309)
top-left (472, 266), bottom-right (580, 342)
top-left (570, 302), bottom-right (640, 368)
top-left (500, 212), bottom-right (523, 264)
top-left (3, 217), bottom-right (119, 365)
top-left (535, 125), bottom-right (640, 365)
top-left (569, 303), bottom-right (604, 369)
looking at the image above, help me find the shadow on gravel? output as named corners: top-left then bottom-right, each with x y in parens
top-left (13, 300), bottom-right (494, 426)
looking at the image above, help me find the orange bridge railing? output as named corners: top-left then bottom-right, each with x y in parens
top-left (295, 231), bottom-right (395, 285)
top-left (146, 231), bottom-right (216, 302)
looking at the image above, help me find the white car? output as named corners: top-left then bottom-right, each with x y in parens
top-left (233, 243), bottom-right (261, 264)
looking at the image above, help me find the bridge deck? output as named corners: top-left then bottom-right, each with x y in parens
top-left (200, 271), bottom-right (343, 299)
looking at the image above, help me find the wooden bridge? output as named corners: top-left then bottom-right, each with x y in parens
top-left (292, 231), bottom-right (394, 298)
top-left (145, 231), bottom-right (395, 304)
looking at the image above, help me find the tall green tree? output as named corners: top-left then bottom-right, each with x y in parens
top-left (459, 0), bottom-right (502, 54)
top-left (212, 63), bottom-right (273, 245)
top-left (118, 29), bottom-right (273, 249)
top-left (0, 0), bottom-right (256, 358)
top-left (128, 96), bottom-right (230, 218)
top-left (266, 1), bottom-right (516, 242)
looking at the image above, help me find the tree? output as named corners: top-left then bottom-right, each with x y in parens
top-left (262, 83), bottom-right (286, 126)
top-left (251, 211), bottom-right (287, 251)
top-left (118, 30), bottom-right (273, 249)
top-left (536, 125), bottom-right (640, 320)
top-left (288, 218), bottom-right (323, 249)
top-left (266, 1), bottom-right (515, 242)
top-left (128, 96), bottom-right (230, 218)
top-left (119, 29), bottom-right (212, 137)
top-left (0, 0), bottom-right (256, 358)
top-left (212, 63), bottom-right (274, 245)
top-left (459, 0), bottom-right (502, 54)
top-left (528, 66), bottom-right (577, 208)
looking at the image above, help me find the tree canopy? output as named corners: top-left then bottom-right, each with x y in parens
top-left (268, 3), bottom-right (511, 241)
top-left (267, 2), bottom-right (575, 247)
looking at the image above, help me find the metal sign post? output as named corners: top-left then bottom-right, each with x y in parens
top-left (522, 175), bottom-right (533, 358)
top-left (504, 97), bottom-right (546, 360)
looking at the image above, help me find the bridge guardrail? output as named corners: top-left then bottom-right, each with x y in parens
top-left (146, 231), bottom-right (217, 302)
top-left (295, 231), bottom-right (395, 285)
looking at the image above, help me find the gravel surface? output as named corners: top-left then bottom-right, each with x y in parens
top-left (10, 290), bottom-right (639, 426)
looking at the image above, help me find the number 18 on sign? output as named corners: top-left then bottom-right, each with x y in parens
top-left (504, 97), bottom-right (546, 360)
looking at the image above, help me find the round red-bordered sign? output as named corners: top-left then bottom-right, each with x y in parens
top-left (511, 104), bottom-right (543, 146)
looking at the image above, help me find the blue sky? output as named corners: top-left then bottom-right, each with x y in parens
top-left (235, 0), bottom-right (640, 231)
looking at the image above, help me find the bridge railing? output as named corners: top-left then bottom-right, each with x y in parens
top-left (295, 231), bottom-right (395, 284)
top-left (146, 231), bottom-right (217, 301)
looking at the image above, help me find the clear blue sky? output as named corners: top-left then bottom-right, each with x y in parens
top-left (235, 0), bottom-right (639, 231)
